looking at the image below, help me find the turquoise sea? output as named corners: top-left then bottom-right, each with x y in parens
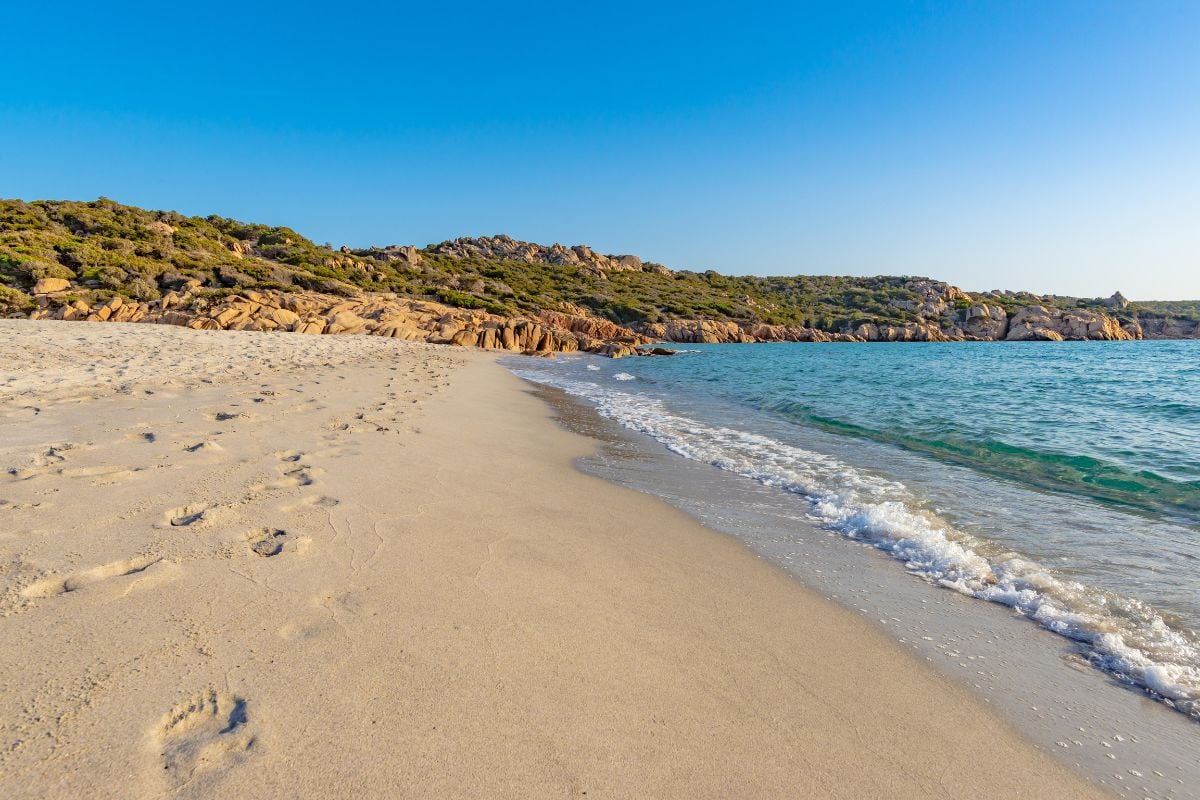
top-left (512, 341), bottom-right (1200, 721)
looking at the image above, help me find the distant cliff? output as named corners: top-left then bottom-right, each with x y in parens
top-left (3, 198), bottom-right (1197, 350)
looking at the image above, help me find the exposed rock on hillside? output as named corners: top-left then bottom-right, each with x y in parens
top-left (638, 319), bottom-right (755, 344)
top-left (429, 235), bottom-right (672, 278)
top-left (960, 304), bottom-right (1009, 340)
top-left (23, 286), bottom-right (662, 358)
top-left (347, 244), bottom-right (423, 265)
top-left (630, 299), bottom-right (1144, 344)
top-left (33, 278), bottom-right (71, 295)
top-left (535, 309), bottom-right (653, 344)
top-left (1103, 291), bottom-right (1130, 310)
top-left (1005, 306), bottom-right (1134, 341)
top-left (1137, 316), bottom-right (1200, 339)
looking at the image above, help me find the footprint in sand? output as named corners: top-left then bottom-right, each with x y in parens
top-left (6, 443), bottom-right (77, 480)
top-left (40, 443), bottom-right (75, 462)
top-left (275, 619), bottom-right (325, 641)
top-left (245, 527), bottom-right (288, 557)
top-left (183, 440), bottom-right (223, 454)
top-left (312, 588), bottom-right (372, 621)
top-left (277, 466), bottom-right (319, 487)
top-left (266, 452), bottom-right (323, 488)
top-left (283, 494), bottom-right (340, 513)
top-left (21, 555), bottom-right (175, 599)
top-left (165, 503), bottom-right (212, 527)
top-left (59, 465), bottom-right (143, 484)
top-left (0, 499), bottom-right (44, 512)
top-left (156, 688), bottom-right (254, 791)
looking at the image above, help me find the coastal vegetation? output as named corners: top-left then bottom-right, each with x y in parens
top-left (2, 197), bottom-right (1196, 342)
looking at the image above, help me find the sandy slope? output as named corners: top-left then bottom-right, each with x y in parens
top-left (0, 321), bottom-right (1103, 798)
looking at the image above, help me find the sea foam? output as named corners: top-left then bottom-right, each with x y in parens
top-left (511, 368), bottom-right (1200, 720)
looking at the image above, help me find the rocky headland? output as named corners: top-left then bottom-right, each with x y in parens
top-left (3, 198), bottom-right (1197, 354)
top-left (630, 288), bottom-right (1161, 344)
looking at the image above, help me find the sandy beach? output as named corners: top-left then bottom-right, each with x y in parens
top-left (0, 320), bottom-right (1103, 798)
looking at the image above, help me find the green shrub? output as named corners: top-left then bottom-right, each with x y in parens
top-left (0, 285), bottom-right (34, 313)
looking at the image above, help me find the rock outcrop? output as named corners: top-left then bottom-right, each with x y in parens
top-left (17, 279), bottom-right (1159, 350)
top-left (1103, 291), bottom-right (1130, 310)
top-left (21, 287), bottom-right (670, 358)
top-left (631, 299), bottom-right (1141, 344)
top-left (1138, 317), bottom-right (1200, 339)
top-left (638, 319), bottom-right (755, 344)
top-left (628, 281), bottom-right (1142, 344)
top-left (33, 278), bottom-right (70, 295)
top-left (638, 319), bottom-right (874, 344)
top-left (960, 304), bottom-right (1009, 340)
top-left (429, 235), bottom-right (672, 278)
top-left (534, 309), bottom-right (651, 344)
top-left (1005, 305), bottom-right (1134, 342)
top-left (346, 244), bottom-right (423, 265)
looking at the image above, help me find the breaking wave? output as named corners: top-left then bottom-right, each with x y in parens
top-left (512, 368), bottom-right (1200, 720)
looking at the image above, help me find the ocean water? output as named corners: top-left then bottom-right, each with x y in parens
top-left (510, 341), bottom-right (1200, 723)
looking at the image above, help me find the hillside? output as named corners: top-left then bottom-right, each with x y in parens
top-left (2, 197), bottom-right (1197, 347)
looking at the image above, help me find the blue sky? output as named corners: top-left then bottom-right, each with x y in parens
top-left (2, 2), bottom-right (1197, 298)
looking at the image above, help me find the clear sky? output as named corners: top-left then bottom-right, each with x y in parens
top-left (2, 2), bottom-right (1197, 299)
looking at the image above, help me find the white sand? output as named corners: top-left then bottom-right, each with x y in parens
top-left (0, 320), bottom-right (1103, 798)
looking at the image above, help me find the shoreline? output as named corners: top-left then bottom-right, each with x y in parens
top-left (521, 371), bottom-right (1200, 798)
top-left (1, 321), bottom-right (1103, 798)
